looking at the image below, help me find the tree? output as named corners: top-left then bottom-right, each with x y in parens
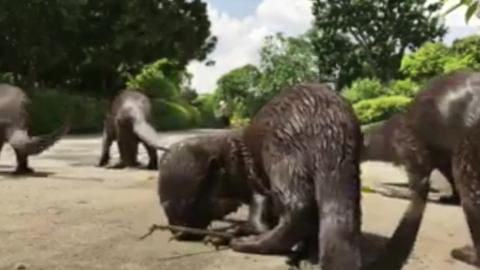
top-left (400, 43), bottom-right (451, 82)
top-left (451, 35), bottom-right (480, 70)
top-left (258, 33), bottom-right (319, 100)
top-left (401, 36), bottom-right (480, 82)
top-left (311, 0), bottom-right (447, 90)
top-left (215, 64), bottom-right (261, 118)
top-left (0, 0), bottom-right (216, 95)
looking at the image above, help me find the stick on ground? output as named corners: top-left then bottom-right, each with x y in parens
top-left (138, 224), bottom-right (235, 241)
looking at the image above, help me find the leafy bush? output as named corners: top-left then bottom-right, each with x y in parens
top-left (126, 59), bottom-right (181, 100)
top-left (443, 55), bottom-right (475, 73)
top-left (0, 72), bottom-right (14, 84)
top-left (353, 96), bottom-right (412, 124)
top-left (193, 94), bottom-right (222, 127)
top-left (150, 99), bottom-right (200, 130)
top-left (28, 90), bottom-right (107, 134)
top-left (400, 42), bottom-right (450, 82)
top-left (342, 78), bottom-right (388, 104)
top-left (451, 35), bottom-right (480, 70)
top-left (230, 115), bottom-right (250, 128)
top-left (388, 79), bottom-right (420, 97)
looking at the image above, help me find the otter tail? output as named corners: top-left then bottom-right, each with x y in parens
top-left (8, 119), bottom-right (70, 155)
top-left (362, 180), bottom-right (430, 270)
top-left (132, 120), bottom-right (169, 152)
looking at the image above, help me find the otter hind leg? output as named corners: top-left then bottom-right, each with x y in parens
top-left (230, 157), bottom-right (313, 255)
top-left (451, 181), bottom-right (480, 267)
top-left (316, 163), bottom-right (362, 270)
top-left (97, 129), bottom-right (114, 167)
top-left (13, 149), bottom-right (33, 174)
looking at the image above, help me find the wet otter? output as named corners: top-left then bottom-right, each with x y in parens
top-left (0, 84), bottom-right (69, 174)
top-left (98, 90), bottom-right (168, 170)
top-left (158, 83), bottom-right (430, 270)
top-left (363, 71), bottom-right (480, 204)
top-left (158, 130), bottom-right (275, 240)
top-left (451, 120), bottom-right (480, 267)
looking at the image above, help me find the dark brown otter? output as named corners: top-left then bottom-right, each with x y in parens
top-left (363, 71), bottom-right (480, 204)
top-left (158, 130), bottom-right (275, 240)
top-left (158, 83), bottom-right (430, 269)
top-left (229, 83), bottom-right (429, 270)
top-left (98, 90), bottom-right (168, 170)
top-left (0, 84), bottom-right (69, 174)
top-left (451, 120), bottom-right (480, 267)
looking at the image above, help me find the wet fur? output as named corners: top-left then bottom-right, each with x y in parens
top-left (451, 121), bottom-right (480, 267)
top-left (158, 130), bottom-right (275, 237)
top-left (0, 84), bottom-right (69, 174)
top-left (230, 83), bottom-right (431, 270)
top-left (157, 83), bottom-right (430, 269)
top-left (363, 70), bottom-right (480, 268)
top-left (230, 84), bottom-right (363, 269)
top-left (363, 71), bottom-right (480, 204)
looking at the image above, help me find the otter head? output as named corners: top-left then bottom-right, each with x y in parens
top-left (361, 115), bottom-right (404, 163)
top-left (157, 142), bottom-right (241, 241)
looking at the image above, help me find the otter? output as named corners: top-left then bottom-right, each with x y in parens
top-left (451, 120), bottom-right (480, 267)
top-left (158, 83), bottom-right (430, 270)
top-left (98, 90), bottom-right (168, 170)
top-left (158, 130), bottom-right (276, 240)
top-left (0, 84), bottom-right (69, 174)
top-left (363, 71), bottom-right (480, 204)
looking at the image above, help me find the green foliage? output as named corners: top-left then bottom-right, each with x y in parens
top-left (353, 96), bottom-right (412, 125)
top-left (126, 59), bottom-right (181, 99)
top-left (192, 94), bottom-right (221, 127)
top-left (0, 0), bottom-right (216, 95)
top-left (214, 33), bottom-right (320, 120)
top-left (343, 78), bottom-right (387, 104)
top-left (311, 0), bottom-right (446, 89)
top-left (451, 35), bottom-right (480, 70)
top-left (27, 90), bottom-right (107, 134)
top-left (150, 99), bottom-right (200, 130)
top-left (215, 64), bottom-right (261, 118)
top-left (259, 33), bottom-right (319, 96)
top-left (400, 43), bottom-right (451, 81)
top-left (230, 115), bottom-right (250, 128)
top-left (27, 88), bottom-right (214, 135)
top-left (401, 36), bottom-right (480, 82)
top-left (0, 72), bottom-right (14, 84)
top-left (388, 79), bottom-right (421, 97)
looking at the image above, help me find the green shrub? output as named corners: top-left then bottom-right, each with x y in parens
top-left (193, 94), bottom-right (222, 127)
top-left (388, 79), bottom-right (421, 97)
top-left (230, 115), bottom-right (250, 128)
top-left (343, 78), bottom-right (388, 104)
top-left (126, 59), bottom-right (180, 100)
top-left (353, 96), bottom-right (412, 125)
top-left (28, 90), bottom-right (107, 134)
top-left (150, 99), bottom-right (199, 130)
top-left (400, 42), bottom-right (450, 82)
top-left (0, 72), bottom-right (14, 84)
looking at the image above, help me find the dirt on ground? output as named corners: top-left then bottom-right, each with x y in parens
top-left (0, 129), bottom-right (477, 270)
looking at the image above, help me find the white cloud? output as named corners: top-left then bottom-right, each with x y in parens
top-left (440, 2), bottom-right (480, 44)
top-left (189, 0), bottom-right (480, 93)
top-left (187, 0), bottom-right (313, 93)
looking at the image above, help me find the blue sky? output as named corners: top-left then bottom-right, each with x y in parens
top-left (188, 0), bottom-right (480, 93)
top-left (206, 0), bottom-right (259, 18)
